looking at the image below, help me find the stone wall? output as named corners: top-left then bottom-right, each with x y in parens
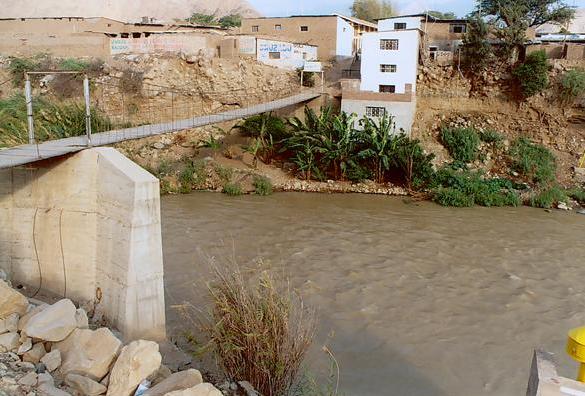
top-left (0, 148), bottom-right (165, 342)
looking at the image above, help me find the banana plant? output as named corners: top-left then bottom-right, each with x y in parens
top-left (357, 113), bottom-right (399, 183)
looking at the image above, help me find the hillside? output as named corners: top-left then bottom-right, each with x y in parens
top-left (3, 0), bottom-right (260, 23)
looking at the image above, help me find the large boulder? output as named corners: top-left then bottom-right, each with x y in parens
top-left (18, 303), bottom-right (48, 330)
top-left (0, 280), bottom-right (28, 319)
top-left (164, 383), bottom-right (223, 396)
top-left (106, 340), bottom-right (162, 396)
top-left (55, 328), bottom-right (122, 381)
top-left (144, 369), bottom-right (203, 396)
top-left (65, 373), bottom-right (107, 396)
top-left (23, 299), bottom-right (77, 342)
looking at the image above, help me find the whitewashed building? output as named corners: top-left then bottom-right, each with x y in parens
top-left (341, 17), bottom-right (423, 134)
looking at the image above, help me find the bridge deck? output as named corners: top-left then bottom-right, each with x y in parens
top-left (0, 92), bottom-right (320, 169)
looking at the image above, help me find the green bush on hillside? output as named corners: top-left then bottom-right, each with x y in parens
top-left (529, 185), bottom-right (567, 208)
top-left (253, 176), bottom-right (273, 196)
top-left (513, 51), bottom-right (549, 98)
top-left (440, 127), bottom-right (481, 163)
top-left (509, 137), bottom-right (556, 184)
top-left (560, 69), bottom-right (585, 103)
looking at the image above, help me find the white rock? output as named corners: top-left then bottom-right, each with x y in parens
top-left (23, 299), bottom-right (77, 342)
top-left (74, 308), bottom-right (89, 329)
top-left (37, 372), bottom-right (54, 386)
top-left (23, 342), bottom-right (46, 363)
top-left (0, 280), bottom-right (28, 319)
top-left (144, 369), bottom-right (203, 396)
top-left (18, 371), bottom-right (37, 387)
top-left (55, 328), bottom-right (122, 381)
top-left (18, 304), bottom-right (49, 331)
top-left (107, 340), bottom-right (162, 396)
top-left (0, 332), bottom-right (19, 352)
top-left (65, 373), bottom-right (107, 396)
top-left (0, 313), bottom-right (19, 334)
top-left (41, 349), bottom-right (61, 372)
top-left (164, 383), bottom-right (223, 396)
top-left (17, 337), bottom-right (32, 355)
top-left (38, 383), bottom-right (72, 396)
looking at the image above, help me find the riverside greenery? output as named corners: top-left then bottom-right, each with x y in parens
top-left (236, 107), bottom-right (435, 189)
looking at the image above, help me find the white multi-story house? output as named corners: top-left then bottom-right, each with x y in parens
top-left (341, 16), bottom-right (422, 134)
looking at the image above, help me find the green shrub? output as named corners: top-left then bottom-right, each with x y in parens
top-left (7, 54), bottom-right (52, 86)
top-left (433, 187), bottom-right (475, 207)
top-left (566, 187), bottom-right (585, 204)
top-left (393, 136), bottom-right (436, 189)
top-left (440, 127), bottom-right (481, 163)
top-left (58, 58), bottom-right (90, 71)
top-left (431, 168), bottom-right (520, 207)
top-left (253, 176), bottom-right (273, 196)
top-left (509, 137), bottom-right (556, 184)
top-left (218, 14), bottom-right (242, 28)
top-left (479, 129), bottom-right (504, 144)
top-left (560, 69), bottom-right (585, 103)
top-left (235, 113), bottom-right (288, 141)
top-left (178, 160), bottom-right (206, 193)
top-left (513, 51), bottom-right (549, 98)
top-left (222, 182), bottom-right (243, 196)
top-left (529, 185), bottom-right (567, 208)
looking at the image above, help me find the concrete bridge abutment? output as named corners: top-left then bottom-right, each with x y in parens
top-left (0, 148), bottom-right (166, 341)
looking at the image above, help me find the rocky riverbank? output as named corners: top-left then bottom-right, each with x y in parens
top-left (0, 277), bottom-right (258, 396)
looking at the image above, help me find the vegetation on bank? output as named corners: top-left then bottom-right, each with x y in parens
top-left (197, 267), bottom-right (316, 396)
top-left (0, 95), bottom-right (113, 147)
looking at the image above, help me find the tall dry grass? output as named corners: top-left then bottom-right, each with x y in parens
top-left (202, 266), bottom-right (316, 396)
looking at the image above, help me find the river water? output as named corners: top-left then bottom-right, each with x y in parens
top-left (161, 192), bottom-right (585, 396)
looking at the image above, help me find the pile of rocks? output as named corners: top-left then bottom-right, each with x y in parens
top-left (0, 280), bottom-right (221, 396)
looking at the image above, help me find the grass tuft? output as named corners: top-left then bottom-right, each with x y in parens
top-left (253, 176), bottom-right (273, 196)
top-left (222, 182), bottom-right (243, 196)
top-left (201, 266), bottom-right (316, 396)
top-left (509, 137), bottom-right (556, 184)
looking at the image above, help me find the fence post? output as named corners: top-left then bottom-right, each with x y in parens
top-left (24, 73), bottom-right (35, 145)
top-left (83, 76), bottom-right (92, 146)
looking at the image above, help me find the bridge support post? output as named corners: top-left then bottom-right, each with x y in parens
top-left (84, 76), bottom-right (92, 146)
top-left (24, 74), bottom-right (35, 145)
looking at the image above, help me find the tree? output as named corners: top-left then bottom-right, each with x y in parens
top-left (219, 14), bottom-right (242, 28)
top-left (351, 0), bottom-right (395, 22)
top-left (462, 17), bottom-right (494, 71)
top-left (188, 13), bottom-right (217, 26)
top-left (427, 11), bottom-right (457, 19)
top-left (477, 0), bottom-right (575, 55)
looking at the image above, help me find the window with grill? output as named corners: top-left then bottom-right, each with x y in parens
top-left (380, 39), bottom-right (399, 50)
top-left (394, 22), bottom-right (407, 30)
top-left (366, 106), bottom-right (386, 117)
top-left (380, 64), bottom-right (397, 73)
top-left (275, 24), bottom-right (282, 30)
top-left (300, 26), bottom-right (309, 32)
top-left (269, 52), bottom-right (281, 59)
top-left (251, 25), bottom-right (259, 32)
top-left (379, 85), bottom-right (396, 93)
top-left (450, 24), bottom-right (467, 34)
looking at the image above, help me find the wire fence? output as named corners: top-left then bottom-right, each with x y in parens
top-left (0, 77), bottom-right (321, 168)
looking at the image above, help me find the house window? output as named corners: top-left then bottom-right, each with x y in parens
top-left (380, 64), bottom-right (397, 73)
top-left (132, 32), bottom-right (141, 38)
top-left (121, 33), bottom-right (129, 38)
top-left (379, 85), bottom-right (396, 93)
top-left (275, 24), bottom-right (282, 31)
top-left (300, 26), bottom-right (309, 32)
top-left (394, 22), bottom-right (407, 30)
top-left (450, 24), bottom-right (467, 34)
top-left (366, 106), bottom-right (386, 117)
top-left (380, 39), bottom-right (399, 50)
top-left (251, 25), bottom-right (259, 32)
top-left (269, 52), bottom-right (281, 59)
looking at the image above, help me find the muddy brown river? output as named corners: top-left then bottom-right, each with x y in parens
top-left (161, 192), bottom-right (585, 396)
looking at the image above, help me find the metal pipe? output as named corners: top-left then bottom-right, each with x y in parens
top-left (24, 74), bottom-right (35, 145)
top-left (83, 76), bottom-right (92, 146)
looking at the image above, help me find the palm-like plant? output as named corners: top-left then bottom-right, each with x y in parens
top-left (357, 114), bottom-right (399, 183)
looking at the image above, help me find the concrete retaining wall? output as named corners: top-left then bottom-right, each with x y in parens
top-left (0, 148), bottom-right (165, 342)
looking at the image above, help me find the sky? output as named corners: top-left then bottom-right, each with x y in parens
top-left (248, 0), bottom-right (585, 19)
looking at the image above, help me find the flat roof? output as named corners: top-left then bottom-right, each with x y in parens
top-left (378, 14), bottom-right (468, 23)
top-left (243, 14), bottom-right (377, 29)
